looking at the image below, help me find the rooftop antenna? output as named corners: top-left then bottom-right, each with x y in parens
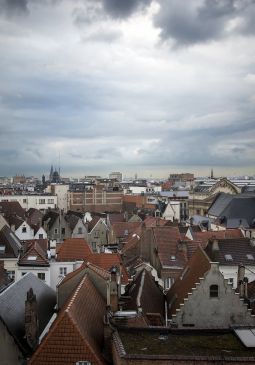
top-left (58, 151), bottom-right (60, 178)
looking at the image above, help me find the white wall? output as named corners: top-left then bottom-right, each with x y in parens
top-left (16, 267), bottom-right (51, 287)
top-left (50, 260), bottom-right (83, 290)
top-left (0, 195), bottom-right (57, 211)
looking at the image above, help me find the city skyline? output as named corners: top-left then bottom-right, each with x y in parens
top-left (0, 0), bottom-right (255, 178)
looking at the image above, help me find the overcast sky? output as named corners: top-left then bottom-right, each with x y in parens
top-left (0, 0), bottom-right (255, 179)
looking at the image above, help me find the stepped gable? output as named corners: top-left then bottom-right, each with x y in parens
top-left (84, 253), bottom-right (129, 284)
top-left (28, 274), bottom-right (107, 365)
top-left (19, 241), bottom-right (49, 266)
top-left (166, 247), bottom-right (211, 317)
top-left (124, 268), bottom-right (164, 318)
top-left (152, 226), bottom-right (186, 267)
top-left (56, 238), bottom-right (92, 261)
top-left (0, 201), bottom-right (25, 218)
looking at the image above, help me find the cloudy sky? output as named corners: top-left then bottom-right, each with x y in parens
top-left (0, 0), bottom-right (255, 179)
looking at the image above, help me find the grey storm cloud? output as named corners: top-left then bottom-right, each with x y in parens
top-left (102, 0), bottom-right (153, 19)
top-left (154, 0), bottom-right (255, 47)
top-left (0, 0), bottom-right (29, 16)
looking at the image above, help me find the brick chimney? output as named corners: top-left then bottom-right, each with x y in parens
top-left (212, 238), bottom-right (219, 251)
top-left (25, 288), bottom-right (39, 348)
top-left (237, 264), bottom-right (245, 297)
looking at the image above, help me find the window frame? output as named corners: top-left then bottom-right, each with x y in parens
top-left (210, 284), bottom-right (219, 298)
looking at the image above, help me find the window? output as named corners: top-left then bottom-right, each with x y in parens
top-left (210, 285), bottom-right (219, 298)
top-left (22, 226), bottom-right (27, 233)
top-left (62, 228), bottom-right (65, 235)
top-left (39, 199), bottom-right (46, 204)
top-left (225, 254), bottom-right (233, 261)
top-left (0, 245), bottom-right (6, 254)
top-left (38, 273), bottom-right (45, 281)
top-left (47, 199), bottom-right (54, 204)
top-left (164, 277), bottom-right (174, 290)
top-left (171, 254), bottom-right (176, 261)
top-left (39, 234), bottom-right (43, 239)
top-left (78, 227), bottom-right (82, 234)
top-left (247, 254), bottom-right (255, 260)
top-left (91, 242), bottom-right (97, 251)
top-left (59, 267), bottom-right (67, 276)
top-left (27, 255), bottom-right (37, 260)
top-left (7, 270), bottom-right (15, 281)
top-left (54, 228), bottom-right (58, 234)
top-left (22, 272), bottom-right (27, 276)
top-left (94, 230), bottom-right (99, 238)
top-left (23, 199), bottom-right (27, 203)
top-left (228, 278), bottom-right (234, 286)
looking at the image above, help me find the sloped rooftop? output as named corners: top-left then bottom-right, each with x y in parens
top-left (56, 237), bottom-right (92, 261)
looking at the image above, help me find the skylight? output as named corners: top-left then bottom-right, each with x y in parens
top-left (171, 254), bottom-right (176, 261)
top-left (0, 246), bottom-right (5, 254)
top-left (225, 254), bottom-right (233, 261)
top-left (247, 254), bottom-right (255, 260)
top-left (27, 255), bottom-right (37, 260)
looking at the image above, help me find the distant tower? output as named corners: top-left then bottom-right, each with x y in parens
top-left (42, 175), bottom-right (45, 185)
top-left (135, 173), bottom-right (137, 180)
top-left (211, 167), bottom-right (214, 179)
top-left (49, 164), bottom-right (54, 182)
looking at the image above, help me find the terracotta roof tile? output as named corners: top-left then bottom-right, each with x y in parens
top-left (57, 238), bottom-right (92, 261)
top-left (166, 247), bottom-right (211, 317)
top-left (84, 253), bottom-right (130, 284)
top-left (113, 222), bottom-right (141, 238)
top-left (28, 274), bottom-right (107, 364)
top-left (19, 241), bottom-right (49, 266)
top-left (193, 229), bottom-right (244, 246)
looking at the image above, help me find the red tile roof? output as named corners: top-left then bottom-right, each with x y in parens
top-left (84, 253), bottom-right (130, 284)
top-left (166, 247), bottom-right (211, 317)
top-left (19, 241), bottom-right (49, 266)
top-left (193, 229), bottom-right (244, 246)
top-left (28, 274), bottom-right (107, 364)
top-left (56, 238), bottom-right (92, 261)
top-left (152, 226), bottom-right (186, 268)
top-left (112, 222), bottom-right (141, 238)
top-left (88, 216), bottom-right (101, 232)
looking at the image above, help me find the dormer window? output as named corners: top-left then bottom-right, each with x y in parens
top-left (0, 245), bottom-right (5, 254)
top-left (171, 254), bottom-right (176, 261)
top-left (225, 254), bottom-right (233, 261)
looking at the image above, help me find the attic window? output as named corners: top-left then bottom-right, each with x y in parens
top-left (124, 230), bottom-right (129, 236)
top-left (27, 255), bottom-right (37, 260)
top-left (171, 255), bottom-right (176, 261)
top-left (0, 246), bottom-right (5, 254)
top-left (247, 254), bottom-right (255, 260)
top-left (225, 254), bottom-right (233, 261)
top-left (210, 285), bottom-right (219, 298)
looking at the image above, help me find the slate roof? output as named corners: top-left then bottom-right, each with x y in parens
top-left (152, 226), bottom-right (186, 268)
top-left (56, 238), bottom-right (92, 261)
top-left (65, 214), bottom-right (80, 231)
top-left (0, 201), bottom-right (25, 218)
top-left (28, 274), bottom-right (107, 364)
top-left (42, 210), bottom-right (59, 230)
top-left (123, 269), bottom-right (164, 317)
top-left (193, 229), bottom-right (244, 247)
top-left (208, 193), bottom-right (255, 228)
top-left (6, 215), bottom-right (25, 230)
top-left (18, 241), bottom-right (49, 266)
top-left (84, 253), bottom-right (130, 284)
top-left (185, 240), bottom-right (204, 260)
top-left (26, 208), bottom-right (43, 225)
top-left (0, 225), bottom-right (22, 258)
top-left (166, 247), bottom-right (211, 317)
top-left (0, 272), bottom-right (56, 354)
top-left (205, 238), bottom-right (255, 266)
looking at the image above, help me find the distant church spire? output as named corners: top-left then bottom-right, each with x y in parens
top-left (49, 164), bottom-right (54, 181)
top-left (211, 167), bottom-right (214, 179)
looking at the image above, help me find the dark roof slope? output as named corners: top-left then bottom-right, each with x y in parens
top-left (0, 225), bottom-right (22, 258)
top-left (42, 210), bottom-right (59, 230)
top-left (205, 237), bottom-right (255, 266)
top-left (0, 201), bottom-right (25, 218)
top-left (0, 272), bottom-right (56, 354)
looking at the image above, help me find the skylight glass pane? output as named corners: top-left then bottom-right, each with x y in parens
top-left (247, 254), bottom-right (254, 260)
top-left (0, 246), bottom-right (5, 254)
top-left (225, 254), bottom-right (233, 261)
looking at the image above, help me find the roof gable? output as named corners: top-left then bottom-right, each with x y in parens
top-left (28, 275), bottom-right (106, 364)
top-left (166, 247), bottom-right (211, 317)
top-left (57, 238), bottom-right (92, 261)
top-left (19, 241), bottom-right (49, 266)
